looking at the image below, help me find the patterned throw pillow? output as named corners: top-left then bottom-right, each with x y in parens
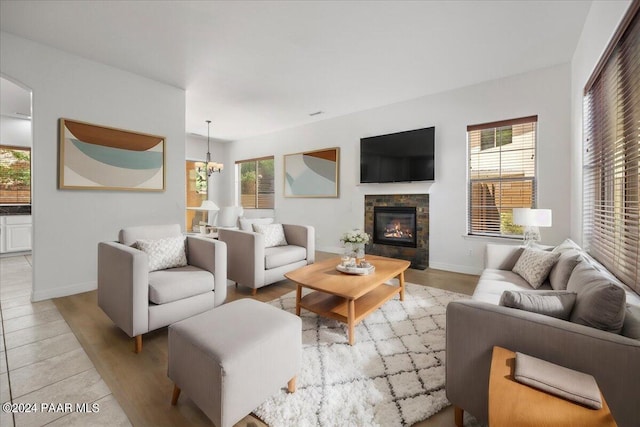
top-left (136, 236), bottom-right (188, 272)
top-left (253, 223), bottom-right (288, 248)
top-left (512, 248), bottom-right (560, 289)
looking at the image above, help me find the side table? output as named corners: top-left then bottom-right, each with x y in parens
top-left (488, 346), bottom-right (617, 426)
top-left (186, 232), bottom-right (218, 239)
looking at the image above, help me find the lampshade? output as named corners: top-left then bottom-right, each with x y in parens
top-left (187, 200), bottom-right (220, 211)
top-left (513, 208), bottom-right (552, 227)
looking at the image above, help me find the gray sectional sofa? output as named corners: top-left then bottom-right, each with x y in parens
top-left (446, 240), bottom-right (640, 427)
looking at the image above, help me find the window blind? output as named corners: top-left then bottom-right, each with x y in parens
top-left (467, 116), bottom-right (538, 238)
top-left (583, 2), bottom-right (639, 290)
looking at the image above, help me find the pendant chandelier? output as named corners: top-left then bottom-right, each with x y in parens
top-left (196, 120), bottom-right (223, 177)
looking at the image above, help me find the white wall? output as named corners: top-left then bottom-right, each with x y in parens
top-left (0, 32), bottom-right (186, 301)
top-left (570, 1), bottom-right (631, 245)
top-left (0, 116), bottom-right (31, 147)
top-left (227, 64), bottom-right (572, 274)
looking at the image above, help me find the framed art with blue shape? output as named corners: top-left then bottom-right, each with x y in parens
top-left (283, 147), bottom-right (339, 198)
top-left (58, 118), bottom-right (165, 191)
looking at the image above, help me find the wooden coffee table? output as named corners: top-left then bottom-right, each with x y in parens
top-left (285, 254), bottom-right (410, 345)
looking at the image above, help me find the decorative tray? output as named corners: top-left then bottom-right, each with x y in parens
top-left (336, 264), bottom-right (375, 275)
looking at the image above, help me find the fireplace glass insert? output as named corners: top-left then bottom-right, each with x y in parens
top-left (373, 206), bottom-right (417, 248)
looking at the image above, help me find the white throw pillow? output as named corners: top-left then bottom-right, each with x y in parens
top-left (253, 223), bottom-right (288, 248)
top-left (552, 238), bottom-right (582, 254)
top-left (136, 236), bottom-right (187, 272)
top-left (512, 248), bottom-right (560, 289)
top-left (239, 217), bottom-right (274, 231)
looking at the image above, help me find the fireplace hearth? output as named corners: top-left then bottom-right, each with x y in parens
top-left (374, 206), bottom-right (417, 248)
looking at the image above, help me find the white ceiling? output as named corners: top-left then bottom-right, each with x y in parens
top-left (0, 1), bottom-right (592, 141)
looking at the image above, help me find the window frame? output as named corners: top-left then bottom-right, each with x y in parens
top-left (235, 156), bottom-right (275, 209)
top-left (0, 144), bottom-right (32, 206)
top-left (185, 159), bottom-right (207, 231)
top-left (467, 115), bottom-right (538, 239)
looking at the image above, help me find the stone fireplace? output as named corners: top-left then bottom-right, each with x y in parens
top-left (365, 194), bottom-right (428, 269)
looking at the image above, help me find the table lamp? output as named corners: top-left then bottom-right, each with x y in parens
top-left (187, 200), bottom-right (220, 229)
top-left (513, 208), bottom-right (552, 247)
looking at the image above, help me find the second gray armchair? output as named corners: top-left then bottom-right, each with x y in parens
top-left (219, 224), bottom-right (314, 295)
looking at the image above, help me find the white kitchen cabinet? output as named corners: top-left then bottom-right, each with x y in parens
top-left (1, 215), bottom-right (32, 253)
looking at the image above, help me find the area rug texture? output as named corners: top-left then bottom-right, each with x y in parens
top-left (254, 281), bottom-right (470, 427)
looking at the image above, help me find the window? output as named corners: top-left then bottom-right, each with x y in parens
top-left (468, 116), bottom-right (538, 238)
top-left (583, 3), bottom-right (639, 291)
top-left (0, 145), bottom-right (31, 205)
top-left (481, 127), bottom-right (513, 151)
top-left (185, 160), bottom-right (207, 231)
top-left (236, 157), bottom-right (274, 209)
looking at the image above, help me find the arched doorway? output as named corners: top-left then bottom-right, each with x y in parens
top-left (0, 75), bottom-right (34, 295)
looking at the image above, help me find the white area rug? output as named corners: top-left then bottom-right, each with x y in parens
top-left (254, 282), bottom-right (470, 427)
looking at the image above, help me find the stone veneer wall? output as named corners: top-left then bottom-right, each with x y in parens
top-left (364, 194), bottom-right (429, 269)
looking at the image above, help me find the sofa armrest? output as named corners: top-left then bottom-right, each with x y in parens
top-left (218, 229), bottom-right (265, 287)
top-left (283, 224), bottom-right (315, 264)
top-left (186, 236), bottom-right (227, 306)
top-left (97, 241), bottom-right (149, 337)
top-left (446, 300), bottom-right (640, 427)
top-left (485, 243), bottom-right (524, 270)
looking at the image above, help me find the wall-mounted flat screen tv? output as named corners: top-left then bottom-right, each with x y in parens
top-left (360, 126), bottom-right (435, 183)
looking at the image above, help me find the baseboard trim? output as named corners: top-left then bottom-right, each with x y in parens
top-left (428, 261), bottom-right (482, 276)
top-left (317, 245), bottom-right (343, 254)
top-left (32, 280), bottom-right (97, 302)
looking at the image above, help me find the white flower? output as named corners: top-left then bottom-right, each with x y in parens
top-left (340, 228), bottom-right (370, 244)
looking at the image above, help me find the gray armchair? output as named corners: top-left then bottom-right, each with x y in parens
top-left (98, 224), bottom-right (227, 353)
top-left (218, 224), bottom-right (314, 295)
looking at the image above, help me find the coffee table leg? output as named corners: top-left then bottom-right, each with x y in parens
top-left (399, 271), bottom-right (405, 301)
top-left (348, 298), bottom-right (355, 345)
top-left (296, 284), bottom-right (302, 316)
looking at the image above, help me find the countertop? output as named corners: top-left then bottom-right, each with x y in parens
top-left (0, 205), bottom-right (31, 216)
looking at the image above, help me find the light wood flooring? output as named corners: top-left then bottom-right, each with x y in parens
top-left (53, 252), bottom-right (479, 427)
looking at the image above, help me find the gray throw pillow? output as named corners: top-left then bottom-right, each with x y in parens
top-left (548, 249), bottom-right (581, 290)
top-left (499, 290), bottom-right (576, 320)
top-left (567, 261), bottom-right (612, 291)
top-left (567, 263), bottom-right (626, 333)
top-left (622, 305), bottom-right (640, 340)
top-left (512, 248), bottom-right (560, 289)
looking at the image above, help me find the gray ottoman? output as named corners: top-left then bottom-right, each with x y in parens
top-left (168, 298), bottom-right (301, 427)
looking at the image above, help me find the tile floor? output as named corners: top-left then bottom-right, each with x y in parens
top-left (0, 254), bottom-right (131, 427)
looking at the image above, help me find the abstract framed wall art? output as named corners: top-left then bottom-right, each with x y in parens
top-left (59, 119), bottom-right (165, 191)
top-left (284, 147), bottom-right (339, 198)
